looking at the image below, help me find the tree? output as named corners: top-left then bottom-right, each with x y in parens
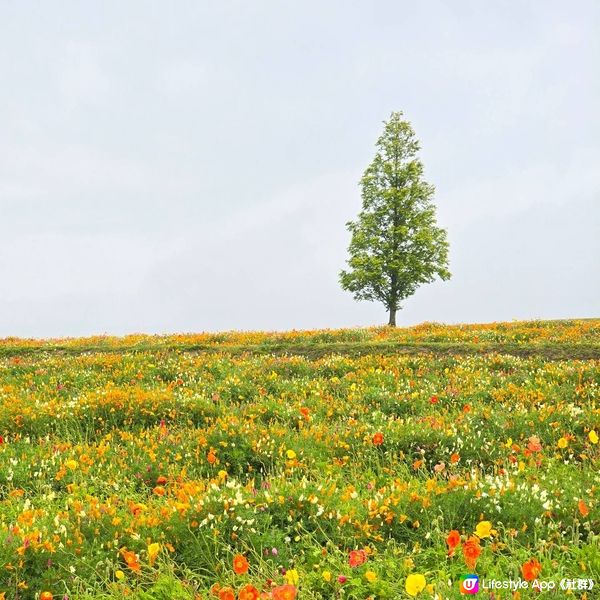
top-left (340, 111), bottom-right (450, 326)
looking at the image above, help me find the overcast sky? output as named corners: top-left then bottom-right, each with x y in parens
top-left (1, 1), bottom-right (599, 337)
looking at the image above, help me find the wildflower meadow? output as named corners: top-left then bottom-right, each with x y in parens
top-left (0, 319), bottom-right (598, 599)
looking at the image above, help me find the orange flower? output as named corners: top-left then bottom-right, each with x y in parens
top-left (40, 593), bottom-right (53, 600)
top-left (219, 587), bottom-right (235, 600)
top-left (272, 585), bottom-right (297, 600)
top-left (578, 499), bottom-right (590, 517)
top-left (156, 475), bottom-right (168, 485)
top-left (450, 452), bottom-right (460, 464)
top-left (527, 436), bottom-right (542, 453)
top-left (446, 530), bottom-right (460, 556)
top-left (153, 485), bottom-right (166, 496)
top-left (349, 549), bottom-right (368, 568)
top-left (207, 450), bottom-right (217, 464)
top-left (238, 584), bottom-right (260, 600)
top-left (233, 554), bottom-right (249, 575)
top-left (120, 547), bottom-right (141, 572)
top-left (210, 583), bottom-right (221, 596)
top-left (372, 432), bottom-right (384, 446)
top-left (462, 536), bottom-right (481, 570)
top-left (521, 558), bottom-right (542, 581)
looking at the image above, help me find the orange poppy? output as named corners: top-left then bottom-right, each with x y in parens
top-left (462, 536), bottom-right (481, 570)
top-left (578, 499), bottom-right (589, 517)
top-left (527, 436), bottom-right (542, 453)
top-left (271, 585), bottom-right (297, 600)
top-left (446, 530), bottom-right (460, 556)
top-left (120, 548), bottom-right (141, 572)
top-left (233, 554), bottom-right (249, 575)
top-left (372, 432), bottom-right (384, 446)
top-left (40, 594), bottom-right (53, 600)
top-left (521, 558), bottom-right (542, 581)
top-left (238, 584), bottom-right (260, 600)
top-left (218, 587), bottom-right (235, 600)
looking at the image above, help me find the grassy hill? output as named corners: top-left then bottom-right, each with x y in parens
top-left (0, 319), bottom-right (598, 599)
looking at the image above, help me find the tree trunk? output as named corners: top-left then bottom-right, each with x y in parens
top-left (388, 308), bottom-right (396, 327)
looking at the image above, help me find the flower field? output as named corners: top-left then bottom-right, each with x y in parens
top-left (0, 320), bottom-right (599, 599)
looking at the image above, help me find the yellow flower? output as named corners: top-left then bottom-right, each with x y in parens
top-left (589, 430), bottom-right (599, 445)
top-left (147, 542), bottom-right (160, 566)
top-left (475, 520), bottom-right (493, 538)
top-left (285, 568), bottom-right (299, 585)
top-left (557, 437), bottom-right (568, 449)
top-left (365, 570), bottom-right (377, 583)
top-left (322, 570), bottom-right (332, 582)
top-left (286, 449), bottom-right (297, 460)
top-left (65, 459), bottom-right (78, 470)
top-left (405, 573), bottom-right (426, 597)
top-left (505, 437), bottom-right (513, 448)
top-left (115, 569), bottom-right (125, 580)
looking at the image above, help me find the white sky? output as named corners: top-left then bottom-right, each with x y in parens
top-left (1, 1), bottom-right (599, 337)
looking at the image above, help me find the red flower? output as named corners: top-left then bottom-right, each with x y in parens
top-left (446, 530), bottom-right (460, 556)
top-left (372, 432), bottom-right (384, 446)
top-left (348, 549), bottom-right (368, 568)
top-left (430, 395), bottom-right (439, 404)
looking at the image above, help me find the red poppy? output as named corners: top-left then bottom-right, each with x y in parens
top-left (349, 549), bottom-right (368, 568)
top-left (446, 530), bottom-right (460, 556)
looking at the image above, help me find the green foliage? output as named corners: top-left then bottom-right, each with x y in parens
top-left (340, 111), bottom-right (451, 324)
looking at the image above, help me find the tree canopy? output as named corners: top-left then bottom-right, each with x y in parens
top-left (340, 112), bottom-right (450, 326)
